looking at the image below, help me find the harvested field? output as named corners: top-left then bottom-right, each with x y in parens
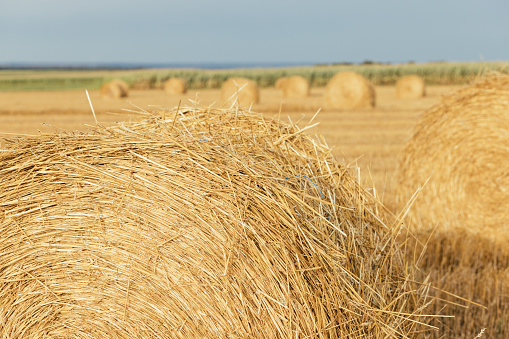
top-left (0, 79), bottom-right (506, 338)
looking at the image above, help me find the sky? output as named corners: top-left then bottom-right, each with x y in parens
top-left (0, 0), bottom-right (508, 67)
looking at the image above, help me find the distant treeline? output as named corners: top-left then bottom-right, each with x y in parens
top-left (0, 62), bottom-right (507, 91)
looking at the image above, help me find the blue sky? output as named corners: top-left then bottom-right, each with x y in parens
top-left (0, 0), bottom-right (507, 66)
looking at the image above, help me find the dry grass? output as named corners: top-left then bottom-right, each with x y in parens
top-left (0, 104), bottom-right (433, 338)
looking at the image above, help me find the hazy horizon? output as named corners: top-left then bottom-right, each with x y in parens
top-left (1, 1), bottom-right (507, 66)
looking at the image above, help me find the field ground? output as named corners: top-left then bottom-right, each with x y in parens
top-left (0, 85), bottom-right (459, 210)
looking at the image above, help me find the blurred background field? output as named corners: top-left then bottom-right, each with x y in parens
top-left (1, 61), bottom-right (508, 91)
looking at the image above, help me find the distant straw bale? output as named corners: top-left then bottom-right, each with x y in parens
top-left (163, 78), bottom-right (187, 95)
top-left (0, 105), bottom-right (430, 338)
top-left (100, 79), bottom-right (129, 99)
top-left (396, 75), bottom-right (426, 99)
top-left (221, 77), bottom-right (259, 106)
top-left (275, 76), bottom-right (287, 89)
top-left (396, 73), bottom-right (509, 241)
top-left (325, 71), bottom-right (375, 109)
top-left (276, 75), bottom-right (310, 98)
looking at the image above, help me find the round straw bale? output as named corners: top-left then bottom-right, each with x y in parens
top-left (275, 76), bottom-right (288, 89)
top-left (396, 75), bottom-right (426, 99)
top-left (163, 77), bottom-right (187, 95)
top-left (325, 71), bottom-right (375, 109)
top-left (396, 73), bottom-right (509, 241)
top-left (220, 77), bottom-right (259, 106)
top-left (100, 79), bottom-right (129, 99)
top-left (0, 106), bottom-right (429, 337)
top-left (276, 75), bottom-right (310, 98)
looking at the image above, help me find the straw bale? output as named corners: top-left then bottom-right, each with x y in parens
top-left (276, 76), bottom-right (310, 98)
top-left (0, 106), bottom-right (430, 338)
top-left (163, 77), bottom-right (187, 95)
top-left (396, 73), bottom-right (509, 241)
top-left (275, 76), bottom-right (288, 89)
top-left (100, 79), bottom-right (129, 99)
top-left (325, 71), bottom-right (375, 109)
top-left (221, 77), bottom-right (259, 106)
top-left (396, 75), bottom-right (426, 99)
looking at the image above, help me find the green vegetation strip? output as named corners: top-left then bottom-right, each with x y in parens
top-left (1, 62), bottom-right (508, 91)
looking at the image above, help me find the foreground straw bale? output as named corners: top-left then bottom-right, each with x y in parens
top-left (396, 75), bottom-right (426, 99)
top-left (163, 77), bottom-right (187, 95)
top-left (100, 79), bottom-right (129, 99)
top-left (396, 73), bottom-right (509, 241)
top-left (0, 106), bottom-right (430, 338)
top-left (221, 77), bottom-right (259, 106)
top-left (276, 75), bottom-right (310, 98)
top-left (325, 71), bottom-right (375, 109)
